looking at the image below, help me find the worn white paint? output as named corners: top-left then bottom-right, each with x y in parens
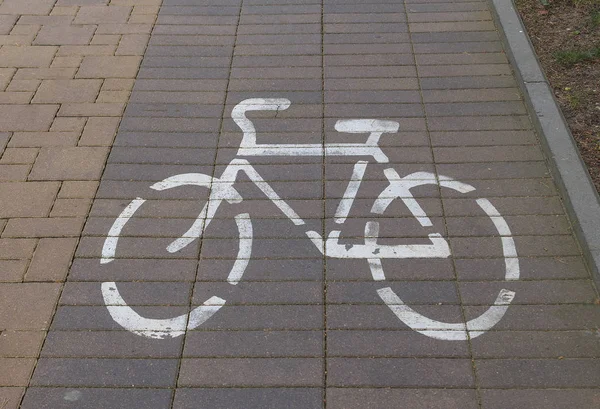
top-left (334, 160), bottom-right (368, 224)
top-left (476, 198), bottom-right (520, 281)
top-left (227, 213), bottom-right (253, 285)
top-left (101, 282), bottom-right (225, 339)
top-left (101, 198), bottom-right (145, 264)
top-left (307, 230), bottom-right (451, 259)
top-left (378, 287), bottom-right (515, 340)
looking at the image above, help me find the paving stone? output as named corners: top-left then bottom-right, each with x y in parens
top-left (29, 147), bottom-right (109, 180)
top-left (5, 79), bottom-right (41, 92)
top-left (0, 182), bottom-right (59, 217)
top-left (50, 117), bottom-right (87, 132)
top-left (0, 46), bottom-right (57, 68)
top-left (0, 387), bottom-right (24, 409)
top-left (50, 198), bottom-right (92, 217)
top-left (328, 358), bottom-right (474, 387)
top-left (32, 79), bottom-right (102, 103)
top-left (25, 238), bottom-right (78, 281)
top-left (0, 148), bottom-right (38, 164)
top-left (79, 117), bottom-right (120, 146)
top-left (471, 330), bottom-right (600, 358)
top-left (0, 15), bottom-right (18, 35)
top-left (0, 283), bottom-right (61, 330)
top-left (464, 305), bottom-right (600, 331)
top-left (173, 388), bottom-right (323, 409)
top-left (0, 91), bottom-right (34, 104)
top-left (0, 104), bottom-right (59, 132)
top-left (327, 389), bottom-right (479, 409)
top-left (0, 0), bottom-right (57, 15)
top-left (58, 102), bottom-right (125, 117)
top-left (21, 388), bottom-right (173, 409)
top-left (3, 218), bottom-right (85, 238)
top-left (0, 164), bottom-right (30, 181)
top-left (183, 331), bottom-right (323, 358)
top-left (58, 181), bottom-right (99, 198)
top-left (0, 358), bottom-right (36, 386)
top-left (30, 358), bottom-right (179, 387)
top-left (477, 359), bottom-right (600, 388)
top-left (480, 389), bottom-right (600, 409)
top-left (73, 6), bottom-right (132, 24)
top-left (51, 305), bottom-right (323, 331)
top-left (0, 331), bottom-right (45, 357)
top-left (59, 281), bottom-right (193, 305)
top-left (41, 330), bottom-right (182, 358)
top-left (0, 239), bottom-right (37, 260)
top-left (178, 358), bottom-right (323, 387)
top-left (12, 67), bottom-right (77, 80)
top-left (33, 25), bottom-right (96, 45)
top-left (77, 56), bottom-right (142, 78)
top-left (0, 69), bottom-right (16, 90)
top-left (0, 260), bottom-right (28, 282)
top-left (69, 257), bottom-right (198, 281)
top-left (327, 330), bottom-right (469, 357)
top-left (455, 256), bottom-right (590, 280)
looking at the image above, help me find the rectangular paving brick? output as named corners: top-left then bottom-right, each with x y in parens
top-left (0, 105), bottom-right (59, 131)
top-left (32, 80), bottom-right (102, 104)
top-left (327, 389), bottom-right (479, 409)
top-left (178, 358), bottom-right (323, 387)
top-left (30, 358), bottom-right (179, 387)
top-left (183, 331), bottom-right (323, 357)
top-left (41, 330), bottom-right (183, 358)
top-left (25, 238), bottom-right (78, 281)
top-left (0, 358), bottom-right (36, 387)
top-left (480, 389), bottom-right (600, 409)
top-left (29, 147), bottom-right (109, 180)
top-left (21, 388), bottom-right (173, 409)
top-left (328, 358), bottom-right (474, 387)
top-left (0, 182), bottom-right (60, 218)
top-left (471, 331), bottom-right (600, 358)
top-left (173, 389), bottom-right (323, 409)
top-left (476, 359), bottom-right (600, 388)
top-left (33, 25), bottom-right (96, 45)
top-left (0, 284), bottom-right (61, 330)
top-left (77, 56), bottom-right (142, 78)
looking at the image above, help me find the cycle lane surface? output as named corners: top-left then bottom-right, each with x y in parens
top-left (11, 0), bottom-right (600, 408)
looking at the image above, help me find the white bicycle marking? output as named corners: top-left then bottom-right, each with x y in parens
top-left (378, 287), bottom-right (515, 340)
top-left (372, 175), bottom-right (519, 340)
top-left (334, 160), bottom-right (368, 224)
top-left (233, 98), bottom-right (395, 163)
top-left (476, 198), bottom-right (519, 280)
top-left (228, 213), bottom-right (253, 285)
top-left (101, 198), bottom-right (145, 264)
top-left (101, 97), bottom-right (518, 341)
top-left (102, 282), bottom-right (225, 339)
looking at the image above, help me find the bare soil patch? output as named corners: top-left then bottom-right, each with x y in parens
top-left (515, 0), bottom-right (600, 192)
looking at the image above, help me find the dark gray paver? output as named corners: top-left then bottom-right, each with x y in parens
top-left (21, 388), bottom-right (173, 409)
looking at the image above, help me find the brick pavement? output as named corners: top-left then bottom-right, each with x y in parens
top-left (1, 0), bottom-right (599, 408)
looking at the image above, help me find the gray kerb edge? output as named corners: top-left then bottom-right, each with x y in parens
top-left (488, 0), bottom-right (600, 282)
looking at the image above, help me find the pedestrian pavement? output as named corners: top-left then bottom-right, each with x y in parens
top-left (0, 0), bottom-right (599, 408)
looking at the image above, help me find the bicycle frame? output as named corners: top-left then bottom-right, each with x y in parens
top-left (147, 98), bottom-right (452, 262)
top-left (99, 98), bottom-right (519, 341)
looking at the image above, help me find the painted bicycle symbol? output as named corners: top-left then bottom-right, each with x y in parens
top-left (100, 98), bottom-right (519, 341)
